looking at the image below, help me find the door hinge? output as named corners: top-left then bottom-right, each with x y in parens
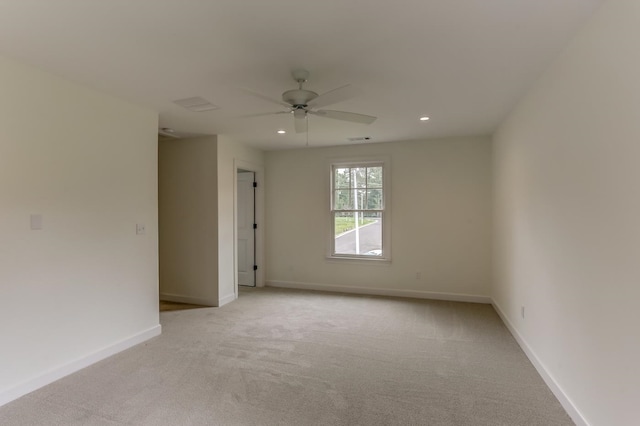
top-left (253, 223), bottom-right (257, 229)
top-left (253, 265), bottom-right (258, 271)
top-left (252, 181), bottom-right (257, 188)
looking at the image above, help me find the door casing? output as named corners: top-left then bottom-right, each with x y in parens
top-left (233, 159), bottom-right (265, 297)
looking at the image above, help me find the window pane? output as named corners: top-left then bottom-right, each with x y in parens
top-left (366, 189), bottom-right (383, 209)
top-left (334, 167), bottom-right (350, 189)
top-left (334, 211), bottom-right (382, 256)
top-left (334, 211), bottom-right (356, 236)
top-left (367, 166), bottom-right (383, 187)
top-left (334, 190), bottom-right (352, 210)
top-left (351, 167), bottom-right (367, 188)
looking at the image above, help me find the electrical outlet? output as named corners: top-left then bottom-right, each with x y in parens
top-left (415, 272), bottom-right (421, 280)
top-left (136, 223), bottom-right (146, 235)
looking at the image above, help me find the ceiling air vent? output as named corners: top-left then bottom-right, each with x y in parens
top-left (347, 136), bottom-right (371, 142)
top-left (173, 97), bottom-right (219, 112)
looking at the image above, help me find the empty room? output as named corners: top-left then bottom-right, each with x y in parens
top-left (1, 1), bottom-right (638, 425)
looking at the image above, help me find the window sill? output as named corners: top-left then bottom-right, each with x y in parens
top-left (326, 255), bottom-right (391, 265)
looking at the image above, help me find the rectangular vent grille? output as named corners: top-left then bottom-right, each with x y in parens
top-left (347, 137), bottom-right (371, 142)
top-left (173, 97), bottom-right (219, 112)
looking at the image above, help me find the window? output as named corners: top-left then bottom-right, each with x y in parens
top-left (329, 159), bottom-right (389, 260)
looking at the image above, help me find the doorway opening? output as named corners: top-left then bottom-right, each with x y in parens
top-left (237, 169), bottom-right (256, 288)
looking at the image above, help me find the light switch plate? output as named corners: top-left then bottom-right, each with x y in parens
top-left (30, 214), bottom-right (43, 230)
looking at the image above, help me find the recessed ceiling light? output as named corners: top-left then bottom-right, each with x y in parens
top-left (277, 130), bottom-right (286, 134)
top-left (172, 97), bottom-right (219, 112)
top-left (419, 116), bottom-right (430, 121)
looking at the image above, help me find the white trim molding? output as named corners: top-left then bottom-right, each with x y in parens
top-left (233, 159), bottom-right (266, 294)
top-left (326, 155), bottom-right (392, 262)
top-left (0, 325), bottom-right (161, 407)
top-left (266, 280), bottom-right (491, 304)
top-left (491, 301), bottom-right (589, 426)
top-left (218, 292), bottom-right (237, 307)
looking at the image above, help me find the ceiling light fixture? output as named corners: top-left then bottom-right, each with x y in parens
top-left (172, 97), bottom-right (219, 112)
top-left (419, 116), bottom-right (430, 121)
top-left (277, 130), bottom-right (286, 134)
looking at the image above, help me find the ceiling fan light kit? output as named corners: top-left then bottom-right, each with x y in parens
top-left (293, 108), bottom-right (306, 119)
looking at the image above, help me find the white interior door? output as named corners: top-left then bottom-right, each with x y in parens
top-left (237, 171), bottom-right (255, 287)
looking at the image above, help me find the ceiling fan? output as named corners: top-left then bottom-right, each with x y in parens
top-left (244, 69), bottom-right (377, 133)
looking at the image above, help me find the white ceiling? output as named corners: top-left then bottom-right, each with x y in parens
top-left (0, 0), bottom-right (602, 150)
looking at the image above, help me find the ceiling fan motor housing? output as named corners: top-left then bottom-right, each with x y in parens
top-left (282, 89), bottom-right (318, 107)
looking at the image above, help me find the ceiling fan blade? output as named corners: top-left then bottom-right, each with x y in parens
top-left (307, 84), bottom-right (360, 109)
top-left (294, 115), bottom-right (308, 133)
top-left (310, 109), bottom-right (377, 124)
top-left (240, 88), bottom-right (291, 108)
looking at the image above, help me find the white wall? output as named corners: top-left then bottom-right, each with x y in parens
top-left (217, 136), bottom-right (265, 305)
top-left (158, 136), bottom-right (218, 306)
top-left (158, 135), bottom-right (264, 307)
top-left (265, 137), bottom-right (492, 301)
top-left (493, 1), bottom-right (640, 424)
top-left (0, 55), bottom-right (159, 404)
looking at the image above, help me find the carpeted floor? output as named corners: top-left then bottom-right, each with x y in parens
top-left (0, 287), bottom-right (573, 425)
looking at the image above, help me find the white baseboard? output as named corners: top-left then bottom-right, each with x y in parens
top-left (218, 292), bottom-right (237, 307)
top-left (0, 324), bottom-right (161, 407)
top-left (265, 280), bottom-right (491, 304)
top-left (159, 292), bottom-right (214, 306)
top-left (491, 301), bottom-right (589, 426)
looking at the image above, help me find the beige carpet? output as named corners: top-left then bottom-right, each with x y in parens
top-left (0, 287), bottom-right (572, 425)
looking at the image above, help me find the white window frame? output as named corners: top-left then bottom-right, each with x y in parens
top-left (327, 156), bottom-right (391, 262)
